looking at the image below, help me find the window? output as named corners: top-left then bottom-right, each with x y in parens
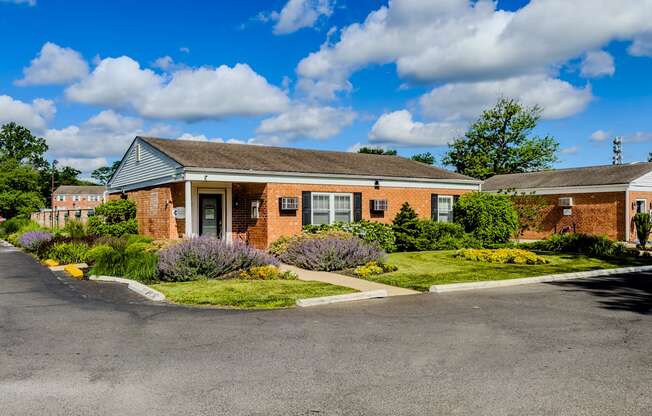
top-left (311, 193), bottom-right (352, 225)
top-left (72, 195), bottom-right (80, 202)
top-left (56, 195), bottom-right (65, 201)
top-left (437, 195), bottom-right (454, 223)
top-left (251, 200), bottom-right (260, 219)
top-left (372, 199), bottom-right (388, 211)
top-left (280, 197), bottom-right (298, 210)
top-left (636, 199), bottom-right (647, 214)
top-left (88, 195), bottom-right (97, 202)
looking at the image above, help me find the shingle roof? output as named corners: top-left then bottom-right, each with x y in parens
top-left (140, 137), bottom-right (478, 182)
top-left (483, 163), bottom-right (652, 191)
top-left (54, 185), bottom-right (105, 195)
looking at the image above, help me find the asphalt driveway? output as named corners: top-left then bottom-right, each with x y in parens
top-left (1, 245), bottom-right (651, 415)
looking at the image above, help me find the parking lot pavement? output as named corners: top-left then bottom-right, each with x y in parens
top-left (1, 245), bottom-right (651, 415)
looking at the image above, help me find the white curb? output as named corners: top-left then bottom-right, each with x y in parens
top-left (296, 289), bottom-right (387, 307)
top-left (88, 275), bottom-right (166, 302)
top-left (49, 263), bottom-right (88, 271)
top-left (430, 265), bottom-right (652, 293)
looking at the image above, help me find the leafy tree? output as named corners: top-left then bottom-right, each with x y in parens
top-left (410, 152), bottom-right (435, 165)
top-left (0, 158), bottom-right (45, 218)
top-left (91, 160), bottom-right (121, 185)
top-left (392, 202), bottom-right (420, 251)
top-left (0, 122), bottom-right (48, 169)
top-left (454, 192), bottom-right (519, 243)
top-left (443, 98), bottom-right (559, 180)
top-left (508, 192), bottom-right (549, 240)
top-left (358, 146), bottom-right (397, 155)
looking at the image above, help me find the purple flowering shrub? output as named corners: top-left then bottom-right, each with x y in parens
top-left (279, 235), bottom-right (385, 271)
top-left (18, 231), bottom-right (53, 252)
top-left (157, 236), bottom-right (279, 282)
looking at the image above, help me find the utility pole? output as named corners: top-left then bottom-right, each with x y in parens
top-left (51, 160), bottom-right (57, 228)
top-left (612, 137), bottom-right (622, 165)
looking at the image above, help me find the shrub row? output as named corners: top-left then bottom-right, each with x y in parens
top-left (527, 233), bottom-right (630, 258)
top-left (304, 220), bottom-right (396, 252)
top-left (456, 248), bottom-right (548, 265)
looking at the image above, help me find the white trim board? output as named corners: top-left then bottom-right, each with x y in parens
top-left (486, 184), bottom-right (629, 195)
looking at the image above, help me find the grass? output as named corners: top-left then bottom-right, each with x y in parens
top-left (362, 250), bottom-right (652, 292)
top-left (150, 279), bottom-right (357, 309)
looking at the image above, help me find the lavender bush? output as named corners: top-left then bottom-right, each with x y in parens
top-left (18, 231), bottom-right (53, 252)
top-left (157, 236), bottom-right (278, 282)
top-left (279, 235), bottom-right (385, 271)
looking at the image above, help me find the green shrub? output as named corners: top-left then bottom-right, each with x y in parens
top-left (532, 233), bottom-right (629, 258)
top-left (412, 221), bottom-right (483, 250)
top-left (353, 261), bottom-right (398, 278)
top-left (46, 242), bottom-right (90, 264)
top-left (238, 265), bottom-right (297, 280)
top-left (86, 244), bottom-right (114, 263)
top-left (454, 192), bottom-right (518, 244)
top-left (126, 234), bottom-right (154, 245)
top-left (633, 213), bottom-right (651, 248)
top-left (87, 199), bottom-right (138, 237)
top-left (269, 230), bottom-right (353, 255)
top-left (304, 220), bottom-right (397, 252)
top-left (456, 248), bottom-right (548, 264)
top-left (392, 202), bottom-right (421, 251)
top-left (0, 217), bottom-right (32, 236)
top-left (63, 220), bottom-right (86, 238)
top-left (89, 244), bottom-right (159, 283)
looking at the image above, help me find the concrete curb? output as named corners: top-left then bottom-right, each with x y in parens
top-left (49, 263), bottom-right (88, 271)
top-left (88, 275), bottom-right (166, 302)
top-left (430, 265), bottom-right (652, 293)
top-left (296, 289), bottom-right (387, 307)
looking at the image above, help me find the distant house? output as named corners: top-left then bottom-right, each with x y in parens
top-left (483, 163), bottom-right (652, 242)
top-left (52, 185), bottom-right (106, 211)
top-left (107, 137), bottom-right (482, 248)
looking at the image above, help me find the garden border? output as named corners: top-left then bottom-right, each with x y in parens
top-left (296, 289), bottom-right (387, 307)
top-left (429, 265), bottom-right (652, 293)
top-left (88, 275), bottom-right (166, 302)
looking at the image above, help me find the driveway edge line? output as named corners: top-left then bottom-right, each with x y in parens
top-left (89, 275), bottom-right (166, 301)
top-left (430, 265), bottom-right (652, 293)
top-left (296, 289), bottom-right (387, 307)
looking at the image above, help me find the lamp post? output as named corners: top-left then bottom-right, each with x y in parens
top-left (51, 160), bottom-right (57, 229)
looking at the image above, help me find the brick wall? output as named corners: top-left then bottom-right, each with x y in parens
top-left (232, 183), bottom-right (268, 247)
top-left (265, 183), bottom-right (471, 247)
top-left (519, 192), bottom-right (626, 241)
top-left (124, 184), bottom-right (179, 240)
top-left (627, 191), bottom-right (652, 242)
top-left (53, 198), bottom-right (103, 211)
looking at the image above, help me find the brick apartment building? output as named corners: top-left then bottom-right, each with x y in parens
top-left (483, 163), bottom-right (652, 243)
top-left (107, 137), bottom-right (482, 248)
top-left (52, 185), bottom-right (106, 210)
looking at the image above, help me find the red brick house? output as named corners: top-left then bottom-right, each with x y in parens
top-left (107, 137), bottom-right (482, 248)
top-left (483, 163), bottom-right (652, 242)
top-left (53, 185), bottom-right (106, 210)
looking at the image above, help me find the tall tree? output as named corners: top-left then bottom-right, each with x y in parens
top-left (0, 122), bottom-right (48, 169)
top-left (443, 98), bottom-right (559, 180)
top-left (358, 146), bottom-right (397, 155)
top-left (410, 152), bottom-right (435, 165)
top-left (0, 158), bottom-right (45, 218)
top-left (91, 160), bottom-right (121, 185)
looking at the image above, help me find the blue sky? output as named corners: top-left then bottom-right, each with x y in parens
top-left (1, 0), bottom-right (651, 176)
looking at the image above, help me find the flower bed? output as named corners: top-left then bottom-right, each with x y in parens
top-left (17, 230), bottom-right (53, 252)
top-left (456, 248), bottom-right (547, 265)
top-left (278, 235), bottom-right (385, 271)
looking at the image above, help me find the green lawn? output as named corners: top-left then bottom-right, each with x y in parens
top-left (362, 251), bottom-right (650, 292)
top-left (151, 279), bottom-right (357, 309)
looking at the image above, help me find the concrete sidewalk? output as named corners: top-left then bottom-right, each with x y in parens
top-left (280, 264), bottom-right (419, 296)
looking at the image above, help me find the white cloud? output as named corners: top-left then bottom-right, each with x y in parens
top-left (580, 51), bottom-right (615, 78)
top-left (590, 129), bottom-right (611, 142)
top-left (16, 42), bottom-right (89, 86)
top-left (175, 133), bottom-right (245, 144)
top-left (66, 56), bottom-right (289, 121)
top-left (0, 95), bottom-right (55, 131)
top-left (628, 33), bottom-right (652, 57)
top-left (368, 110), bottom-right (462, 147)
top-left (561, 146), bottom-right (579, 155)
top-left (296, 0), bottom-right (652, 98)
top-left (1, 0), bottom-right (36, 6)
top-left (256, 104), bottom-right (355, 140)
top-left (179, 47), bottom-right (190, 54)
top-left (272, 0), bottom-right (334, 35)
top-left (44, 110), bottom-right (173, 161)
top-left (419, 74), bottom-right (592, 122)
top-left (625, 132), bottom-right (652, 143)
top-left (57, 157), bottom-right (109, 173)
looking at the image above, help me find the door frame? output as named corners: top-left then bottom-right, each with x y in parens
top-left (195, 188), bottom-right (227, 239)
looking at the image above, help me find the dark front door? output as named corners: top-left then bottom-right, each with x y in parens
top-left (199, 194), bottom-right (223, 238)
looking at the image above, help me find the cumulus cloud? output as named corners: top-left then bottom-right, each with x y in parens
top-left (272, 0), bottom-right (334, 35)
top-left (57, 157), bottom-right (109, 173)
top-left (590, 129), bottom-right (611, 142)
top-left (175, 133), bottom-right (245, 144)
top-left (561, 146), bottom-right (579, 155)
top-left (628, 33), bottom-right (652, 57)
top-left (16, 42), bottom-right (89, 86)
top-left (419, 74), bottom-right (592, 122)
top-left (66, 56), bottom-right (289, 121)
top-left (1, 0), bottom-right (36, 5)
top-left (256, 104), bottom-right (355, 140)
top-left (296, 0), bottom-right (652, 98)
top-left (624, 132), bottom-right (652, 143)
top-left (580, 51), bottom-right (615, 78)
top-left (368, 110), bottom-right (462, 147)
top-left (0, 95), bottom-right (55, 130)
top-left (44, 110), bottom-right (174, 161)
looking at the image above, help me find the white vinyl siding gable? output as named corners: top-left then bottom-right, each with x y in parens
top-left (109, 139), bottom-right (181, 189)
